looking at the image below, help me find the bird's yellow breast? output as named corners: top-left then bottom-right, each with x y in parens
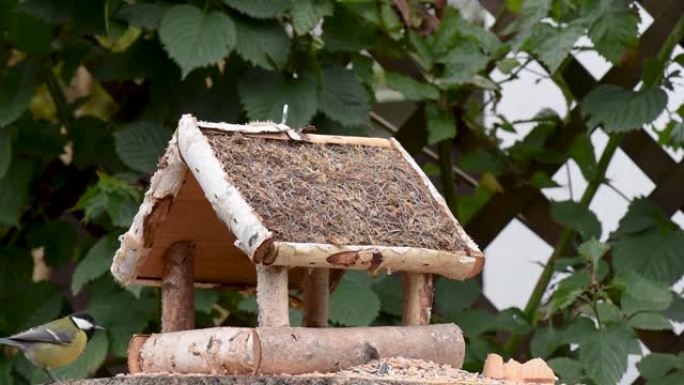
top-left (25, 330), bottom-right (87, 369)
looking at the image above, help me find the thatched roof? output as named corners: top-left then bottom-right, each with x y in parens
top-left (111, 115), bottom-right (484, 287)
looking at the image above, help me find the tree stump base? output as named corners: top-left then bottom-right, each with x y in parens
top-left (62, 374), bottom-right (501, 385)
top-left (64, 356), bottom-right (524, 385)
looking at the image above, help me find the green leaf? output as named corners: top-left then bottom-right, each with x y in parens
top-left (114, 121), bottom-right (170, 173)
top-left (548, 357), bottom-right (585, 384)
top-left (88, 279), bottom-right (156, 357)
top-left (0, 360), bottom-right (11, 384)
top-left (233, 16), bottom-right (290, 70)
top-left (379, 1), bottom-right (402, 40)
top-left (93, 38), bottom-right (170, 82)
top-left (27, 220), bottom-right (78, 266)
top-left (318, 67), bottom-right (370, 126)
top-left (14, 116), bottom-right (66, 161)
top-left (238, 69), bottom-right (317, 128)
top-left (21, 291), bottom-right (63, 330)
top-left (116, 2), bottom-right (171, 30)
top-left (613, 228), bottom-right (684, 284)
top-left (237, 295), bottom-right (258, 313)
top-left (509, 122), bottom-right (560, 162)
top-left (73, 173), bottom-right (140, 228)
top-left (642, 58), bottom-right (665, 90)
top-left (6, 9), bottom-right (53, 53)
top-left (435, 41), bottom-right (488, 89)
top-left (351, 55), bottom-right (374, 85)
top-left (370, 273), bottom-right (402, 317)
top-left (425, 105), bottom-right (456, 145)
top-left (586, 0), bottom-right (638, 64)
top-left (496, 58), bottom-right (520, 74)
top-left (549, 271), bottom-right (590, 314)
top-left (14, 0), bottom-right (70, 25)
top-left (70, 116), bottom-right (123, 171)
top-left (329, 271), bottom-right (379, 326)
top-left (433, 278), bottom-right (479, 319)
top-left (581, 85), bottom-right (668, 132)
top-left (459, 149), bottom-right (499, 174)
top-left (409, 31), bottom-right (434, 69)
top-left (194, 288), bottom-right (219, 314)
top-left (529, 171), bottom-right (560, 188)
top-left (658, 121), bottom-right (684, 149)
top-left (568, 133), bottom-right (598, 180)
top-left (496, 308), bottom-right (531, 335)
top-left (223, 0), bottom-right (291, 19)
top-left (526, 22), bottom-right (583, 73)
top-left (638, 353), bottom-right (684, 380)
top-left (452, 309), bottom-right (499, 336)
top-left (503, 0), bottom-right (551, 45)
top-left (664, 294), bottom-right (684, 322)
top-left (530, 326), bottom-right (566, 358)
top-left (649, 372), bottom-right (684, 385)
top-left (322, 6), bottom-right (377, 52)
top-left (0, 128), bottom-right (11, 179)
top-left (291, 0), bottom-right (333, 35)
top-left (0, 61), bottom-right (40, 127)
top-left (580, 324), bottom-right (639, 385)
top-left (385, 72), bottom-right (438, 101)
top-left (612, 198), bottom-right (667, 237)
top-left (628, 312), bottom-right (672, 330)
top-left (614, 270), bottom-right (673, 315)
top-left (594, 301), bottom-right (623, 323)
top-left (550, 200), bottom-right (601, 240)
top-left (431, 7), bottom-right (501, 56)
top-left (72, 235), bottom-right (118, 295)
top-left (578, 238), bottom-right (609, 267)
top-left (159, 5), bottom-right (236, 77)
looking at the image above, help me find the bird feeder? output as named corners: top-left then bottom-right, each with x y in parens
top-left (111, 114), bottom-right (485, 375)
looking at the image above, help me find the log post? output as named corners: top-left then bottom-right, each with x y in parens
top-left (161, 242), bottom-right (195, 332)
top-left (256, 264), bottom-right (289, 327)
top-left (129, 324), bottom-right (465, 375)
top-left (303, 268), bottom-right (329, 327)
top-left (402, 273), bottom-right (434, 325)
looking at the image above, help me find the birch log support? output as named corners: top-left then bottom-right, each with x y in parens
top-left (402, 273), bottom-right (434, 325)
top-left (256, 264), bottom-right (289, 326)
top-left (161, 242), bottom-right (195, 332)
top-left (303, 268), bottom-right (329, 327)
top-left (128, 324), bottom-right (465, 375)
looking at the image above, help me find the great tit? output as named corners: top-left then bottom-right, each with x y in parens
top-left (0, 312), bottom-right (104, 383)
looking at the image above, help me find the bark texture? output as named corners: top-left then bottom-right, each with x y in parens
top-left (302, 268), bottom-right (329, 327)
top-left (129, 324), bottom-right (464, 375)
top-left (402, 273), bottom-right (433, 325)
top-left (162, 242), bottom-right (196, 332)
top-left (111, 133), bottom-right (188, 285)
top-left (272, 242), bottom-right (482, 280)
top-left (177, 114), bottom-right (273, 262)
top-left (256, 265), bottom-right (290, 327)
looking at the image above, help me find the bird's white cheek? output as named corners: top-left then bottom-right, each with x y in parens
top-left (72, 317), bottom-right (94, 330)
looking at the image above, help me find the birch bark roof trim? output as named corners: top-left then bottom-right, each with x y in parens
top-left (177, 114), bottom-right (274, 262)
top-left (270, 242), bottom-right (483, 280)
top-left (197, 120), bottom-right (293, 133)
top-left (199, 119), bottom-right (393, 148)
top-left (389, 138), bottom-right (482, 254)
top-left (111, 134), bottom-right (188, 285)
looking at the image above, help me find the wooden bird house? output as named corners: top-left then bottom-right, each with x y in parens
top-left (112, 114), bottom-right (485, 375)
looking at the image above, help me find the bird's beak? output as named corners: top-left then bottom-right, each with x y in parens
top-left (94, 325), bottom-right (105, 331)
